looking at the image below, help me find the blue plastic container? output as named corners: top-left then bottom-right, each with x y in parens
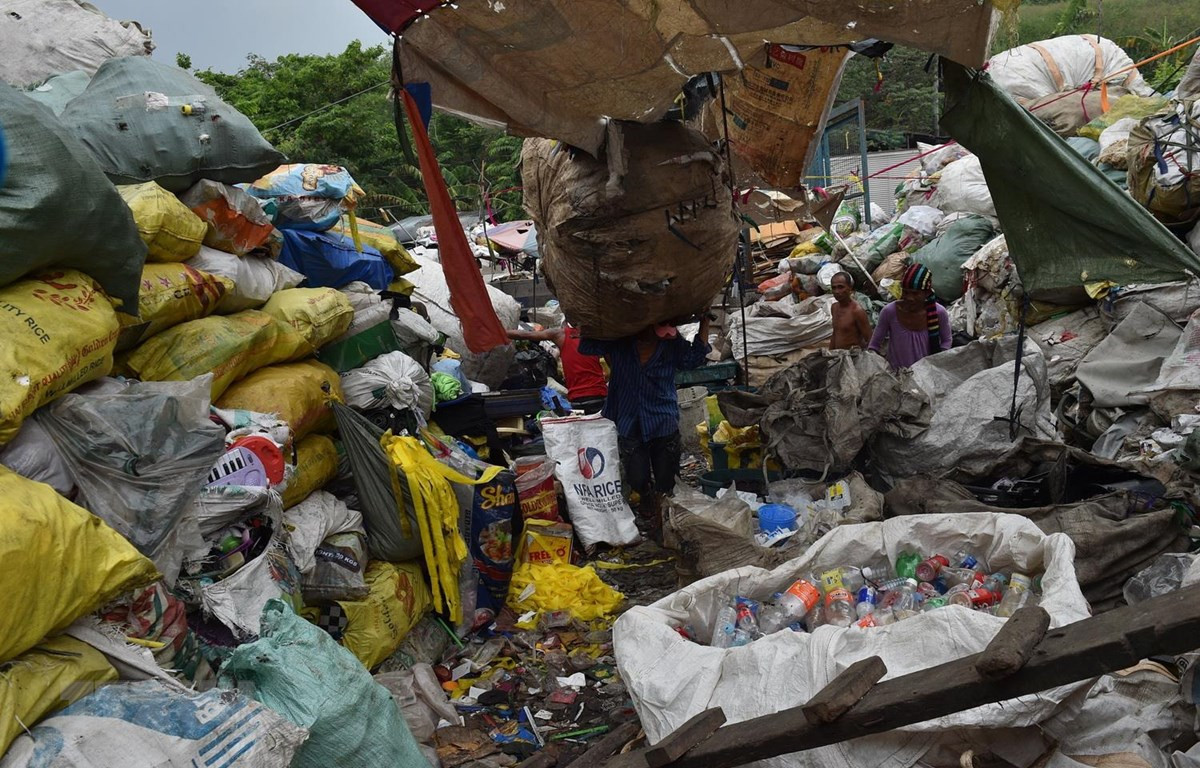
top-left (758, 503), bottom-right (798, 536)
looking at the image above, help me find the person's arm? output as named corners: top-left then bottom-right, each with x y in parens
top-left (675, 317), bottom-right (713, 370)
top-left (506, 327), bottom-right (564, 346)
top-left (867, 305), bottom-right (890, 353)
top-left (937, 305), bottom-right (953, 351)
top-left (855, 305), bottom-right (874, 348)
top-left (577, 337), bottom-right (616, 357)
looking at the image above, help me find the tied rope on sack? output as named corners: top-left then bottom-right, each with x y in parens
top-left (383, 435), bottom-right (502, 622)
top-left (900, 262), bottom-right (941, 355)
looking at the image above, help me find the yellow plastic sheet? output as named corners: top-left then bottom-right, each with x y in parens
top-left (507, 562), bottom-right (623, 627)
top-left (383, 436), bottom-right (500, 622)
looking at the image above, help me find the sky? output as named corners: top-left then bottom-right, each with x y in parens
top-left (94, 0), bottom-right (392, 73)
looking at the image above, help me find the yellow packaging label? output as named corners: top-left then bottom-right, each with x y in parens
top-left (518, 519), bottom-right (573, 566)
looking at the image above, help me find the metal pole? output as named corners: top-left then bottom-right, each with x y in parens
top-left (856, 98), bottom-right (871, 223)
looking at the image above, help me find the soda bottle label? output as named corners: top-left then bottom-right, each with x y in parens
top-left (825, 588), bottom-right (851, 607)
top-left (786, 580), bottom-right (821, 611)
top-left (856, 586), bottom-right (878, 606)
top-left (821, 569), bottom-right (844, 592)
top-left (856, 613), bottom-right (877, 628)
top-left (960, 554), bottom-right (978, 569)
top-left (967, 588), bottom-right (998, 607)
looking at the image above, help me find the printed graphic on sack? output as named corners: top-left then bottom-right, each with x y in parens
top-left (469, 471), bottom-right (519, 617)
top-left (542, 415), bottom-right (640, 549)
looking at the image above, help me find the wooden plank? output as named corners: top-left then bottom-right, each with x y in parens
top-left (648, 583), bottom-right (1200, 768)
top-left (801, 656), bottom-right (887, 724)
top-left (517, 750), bottom-right (559, 768)
top-left (604, 708), bottom-right (726, 768)
top-left (564, 722), bottom-right (641, 768)
top-left (975, 606), bottom-right (1050, 680)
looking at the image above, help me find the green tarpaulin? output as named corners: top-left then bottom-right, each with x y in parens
top-left (940, 62), bottom-right (1200, 299)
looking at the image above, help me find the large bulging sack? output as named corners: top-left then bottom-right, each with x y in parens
top-left (59, 57), bottom-right (284, 193)
top-left (987, 34), bottom-right (1153, 104)
top-left (0, 83), bottom-right (146, 308)
top-left (0, 271), bottom-right (121, 445)
top-left (217, 360), bottom-right (345, 441)
top-left (523, 121), bottom-right (739, 339)
top-left (23, 69), bottom-right (91, 115)
top-left (1128, 99), bottom-right (1200, 227)
top-left (116, 262), bottom-right (233, 351)
top-left (0, 0), bottom-right (152, 88)
top-left (117, 181), bottom-right (207, 263)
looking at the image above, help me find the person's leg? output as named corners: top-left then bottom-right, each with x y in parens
top-left (647, 432), bottom-right (683, 496)
top-left (618, 435), bottom-right (652, 504)
top-left (576, 397), bottom-right (605, 415)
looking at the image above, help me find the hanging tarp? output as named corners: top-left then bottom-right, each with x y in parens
top-left (352, 0), bottom-right (1000, 157)
top-left (940, 62), bottom-right (1200, 298)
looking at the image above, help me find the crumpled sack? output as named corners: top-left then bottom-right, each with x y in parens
top-left (506, 562), bottom-right (623, 625)
top-left (341, 351), bottom-right (434, 419)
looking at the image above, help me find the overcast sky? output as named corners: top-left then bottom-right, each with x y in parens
top-left (94, 1), bottom-right (391, 73)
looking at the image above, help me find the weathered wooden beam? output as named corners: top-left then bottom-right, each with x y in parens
top-left (801, 655), bottom-right (887, 724)
top-left (637, 583), bottom-right (1200, 768)
top-left (604, 708), bottom-right (726, 768)
top-left (517, 750), bottom-right (559, 768)
top-left (564, 722), bottom-right (641, 768)
top-left (975, 605), bottom-right (1050, 680)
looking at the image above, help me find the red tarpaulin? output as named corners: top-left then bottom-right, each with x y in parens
top-left (349, 0), bottom-right (440, 33)
top-left (401, 88), bottom-right (509, 354)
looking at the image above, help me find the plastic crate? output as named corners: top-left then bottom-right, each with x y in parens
top-left (674, 360), bottom-right (739, 387)
top-left (698, 469), bottom-right (781, 498)
top-left (481, 389), bottom-right (544, 420)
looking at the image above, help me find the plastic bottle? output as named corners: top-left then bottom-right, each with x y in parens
top-left (710, 602), bottom-right (738, 648)
top-left (947, 587), bottom-right (999, 608)
top-left (824, 589), bottom-right (855, 627)
top-left (861, 564), bottom-right (894, 586)
top-left (772, 577), bottom-right (822, 627)
top-left (996, 573), bottom-right (1032, 618)
top-left (895, 551), bottom-right (921, 580)
top-left (874, 576), bottom-right (910, 593)
top-left (733, 597), bottom-right (760, 645)
top-left (821, 567), bottom-right (865, 595)
top-left (855, 586), bottom-right (878, 619)
top-left (952, 549), bottom-right (980, 570)
top-left (982, 573), bottom-right (1008, 596)
top-left (805, 601), bottom-right (826, 631)
top-left (757, 593), bottom-right (789, 635)
top-left (915, 554), bottom-right (950, 583)
top-left (892, 579), bottom-right (920, 620)
top-left (921, 596), bottom-right (949, 613)
top-left (943, 567), bottom-right (984, 589)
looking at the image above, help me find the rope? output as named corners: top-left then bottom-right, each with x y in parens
top-left (265, 80), bottom-right (390, 133)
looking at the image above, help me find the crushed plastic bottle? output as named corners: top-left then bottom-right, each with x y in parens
top-left (710, 600), bottom-right (738, 648)
top-left (996, 573), bottom-right (1032, 617)
top-left (824, 588), bottom-right (855, 628)
top-left (892, 579), bottom-right (920, 620)
top-left (895, 551), bottom-right (921, 580)
top-left (915, 554), bottom-right (950, 583)
top-left (855, 586), bottom-right (878, 619)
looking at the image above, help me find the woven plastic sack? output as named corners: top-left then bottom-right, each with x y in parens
top-left (0, 466), bottom-right (158, 662)
top-left (541, 414), bottom-right (640, 548)
top-left (0, 83), bottom-right (146, 308)
top-left (1128, 99), bottom-right (1200, 227)
top-left (341, 350), bottom-right (435, 419)
top-left (0, 270), bottom-right (120, 445)
top-left (23, 70), bottom-right (90, 115)
top-left (59, 57), bottom-right (284, 192)
top-left (0, 635), bottom-right (117, 756)
top-left (220, 599), bottom-right (428, 768)
top-left (0, 679), bottom-right (306, 768)
top-left (302, 561), bottom-right (432, 670)
top-left (1077, 93), bottom-right (1167, 140)
top-left (117, 181), bottom-right (206, 263)
top-left (248, 164), bottom-right (364, 231)
top-left (217, 360), bottom-right (344, 441)
top-left (120, 310), bottom-right (309, 400)
top-left (278, 229), bottom-right (395, 290)
top-left (282, 434), bottom-right (339, 509)
top-left (179, 179), bottom-right (275, 256)
top-left (185, 245), bottom-right (304, 313)
top-left (261, 287), bottom-right (355, 353)
top-left (36, 375), bottom-right (226, 556)
top-left (282, 490), bottom-right (363, 575)
top-left (116, 262), bottom-right (232, 351)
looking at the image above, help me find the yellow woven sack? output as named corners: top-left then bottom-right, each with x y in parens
top-left (216, 360), bottom-right (344, 440)
top-left (120, 310), bottom-right (309, 400)
top-left (329, 218), bottom-right (419, 275)
top-left (117, 263), bottom-right (233, 349)
top-left (118, 182), bottom-right (207, 263)
top-left (282, 434), bottom-right (338, 509)
top-left (0, 635), bottom-right (118, 755)
top-left (0, 271), bottom-right (120, 444)
top-left (0, 466), bottom-right (159, 662)
top-left (303, 561), bottom-right (431, 670)
top-left (261, 288), bottom-right (354, 355)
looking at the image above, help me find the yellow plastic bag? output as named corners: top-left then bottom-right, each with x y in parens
top-left (0, 271), bottom-right (120, 444)
top-left (118, 181), bottom-right (207, 263)
top-left (117, 263), bottom-right (233, 349)
top-left (788, 241), bottom-right (822, 258)
top-left (329, 218), bottom-right (419, 275)
top-left (383, 436), bottom-right (500, 623)
top-left (303, 561), bottom-right (431, 670)
top-left (216, 359), bottom-right (344, 440)
top-left (506, 562), bottom-right (623, 625)
top-left (120, 310), bottom-right (309, 400)
top-left (282, 434), bottom-right (339, 509)
top-left (0, 635), bottom-right (118, 755)
top-left (261, 288), bottom-right (354, 355)
top-left (0, 466), bottom-right (159, 662)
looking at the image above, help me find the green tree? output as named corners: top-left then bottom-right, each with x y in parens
top-left (195, 42), bottom-right (525, 222)
top-left (834, 46), bottom-right (944, 146)
top-left (175, 52), bottom-right (192, 70)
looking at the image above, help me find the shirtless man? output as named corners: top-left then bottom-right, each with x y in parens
top-left (829, 271), bottom-right (872, 350)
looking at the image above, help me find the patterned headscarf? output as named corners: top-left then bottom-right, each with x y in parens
top-left (901, 263), bottom-right (940, 354)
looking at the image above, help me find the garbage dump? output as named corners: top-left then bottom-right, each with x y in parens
top-left (4, 4), bottom-right (1200, 768)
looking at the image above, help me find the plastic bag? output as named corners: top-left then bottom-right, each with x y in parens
top-left (1123, 553), bottom-right (1199, 605)
top-left (375, 663), bottom-right (460, 744)
top-left (514, 456), bottom-right (561, 521)
top-left (180, 179), bottom-right (275, 256)
top-left (0, 466), bottom-right (158, 663)
top-left (0, 418), bottom-right (73, 497)
top-left (282, 434), bottom-right (339, 509)
top-left (220, 598), bottom-right (428, 768)
top-left (185, 245), bottom-right (304, 313)
top-left (261, 287), bottom-right (355, 354)
top-left (541, 414), bottom-right (640, 549)
top-left (329, 218), bottom-right (419, 275)
top-left (117, 262), bottom-right (233, 351)
top-left (341, 351), bottom-right (435, 419)
top-left (895, 205), bottom-right (945, 240)
top-left (303, 561), bottom-right (432, 670)
top-left (217, 360), bottom-right (344, 441)
top-left (0, 270), bottom-right (120, 445)
top-left (0, 679), bottom-right (306, 768)
top-left (248, 164), bottom-right (364, 231)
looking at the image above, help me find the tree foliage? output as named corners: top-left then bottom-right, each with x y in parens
top-left (195, 42), bottom-right (524, 223)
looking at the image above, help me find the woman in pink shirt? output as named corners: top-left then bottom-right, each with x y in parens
top-left (868, 263), bottom-right (951, 370)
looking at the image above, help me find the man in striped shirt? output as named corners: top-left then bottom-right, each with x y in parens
top-left (579, 316), bottom-right (712, 538)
